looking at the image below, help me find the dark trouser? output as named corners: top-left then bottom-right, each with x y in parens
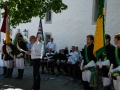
top-left (48, 62), bottom-right (55, 74)
top-left (56, 63), bottom-right (64, 73)
top-left (29, 55), bottom-right (32, 65)
top-left (104, 86), bottom-right (111, 90)
top-left (41, 61), bottom-right (47, 73)
top-left (83, 81), bottom-right (93, 90)
top-left (64, 64), bottom-right (74, 76)
top-left (0, 67), bottom-right (7, 75)
top-left (32, 59), bottom-right (41, 90)
top-left (4, 68), bottom-right (13, 78)
top-left (15, 69), bottom-right (24, 79)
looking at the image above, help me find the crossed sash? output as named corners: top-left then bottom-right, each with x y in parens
top-left (111, 47), bottom-right (120, 77)
top-left (83, 45), bottom-right (97, 86)
top-left (6, 45), bottom-right (14, 59)
top-left (16, 42), bottom-right (26, 66)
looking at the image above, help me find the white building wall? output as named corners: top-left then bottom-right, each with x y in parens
top-left (0, 0), bottom-right (120, 52)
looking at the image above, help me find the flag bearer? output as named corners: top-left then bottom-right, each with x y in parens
top-left (97, 34), bottom-right (115, 90)
top-left (4, 38), bottom-right (14, 78)
top-left (14, 33), bottom-right (27, 79)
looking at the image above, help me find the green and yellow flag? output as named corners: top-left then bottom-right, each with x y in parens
top-left (93, 0), bottom-right (105, 60)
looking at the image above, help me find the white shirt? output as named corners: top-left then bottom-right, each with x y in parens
top-left (31, 41), bottom-right (44, 59)
top-left (76, 50), bottom-right (82, 58)
top-left (46, 42), bottom-right (56, 53)
top-left (68, 51), bottom-right (79, 64)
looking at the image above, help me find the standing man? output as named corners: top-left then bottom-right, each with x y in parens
top-left (4, 38), bottom-right (14, 78)
top-left (0, 39), bottom-right (7, 76)
top-left (81, 35), bottom-right (97, 90)
top-left (46, 38), bottom-right (56, 53)
top-left (97, 34), bottom-right (115, 90)
top-left (14, 33), bottom-right (27, 79)
top-left (26, 35), bottom-right (44, 90)
top-left (109, 33), bottom-right (120, 90)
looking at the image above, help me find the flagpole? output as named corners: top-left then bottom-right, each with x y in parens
top-left (40, 19), bottom-right (44, 41)
top-left (40, 19), bottom-right (45, 56)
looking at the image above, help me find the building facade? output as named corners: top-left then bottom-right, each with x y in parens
top-left (0, 0), bottom-right (120, 52)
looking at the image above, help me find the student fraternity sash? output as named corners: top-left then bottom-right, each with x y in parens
top-left (16, 42), bottom-right (26, 66)
top-left (103, 54), bottom-right (110, 70)
top-left (112, 47), bottom-right (120, 77)
top-left (83, 45), bottom-right (97, 86)
top-left (6, 45), bottom-right (14, 59)
top-left (17, 42), bottom-right (22, 52)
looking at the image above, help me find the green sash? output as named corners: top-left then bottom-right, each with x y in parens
top-left (84, 45), bottom-right (97, 86)
top-left (115, 47), bottom-right (120, 66)
top-left (112, 47), bottom-right (120, 77)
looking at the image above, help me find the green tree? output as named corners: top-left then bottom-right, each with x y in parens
top-left (0, 0), bottom-right (67, 28)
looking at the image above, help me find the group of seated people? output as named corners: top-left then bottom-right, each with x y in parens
top-left (40, 46), bottom-right (82, 80)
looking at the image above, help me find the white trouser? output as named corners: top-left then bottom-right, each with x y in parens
top-left (6, 60), bottom-right (13, 68)
top-left (16, 58), bottom-right (25, 69)
top-left (113, 76), bottom-right (120, 90)
top-left (102, 77), bottom-right (111, 86)
top-left (3, 60), bottom-right (7, 67)
top-left (82, 70), bottom-right (91, 82)
top-left (0, 59), bottom-right (3, 67)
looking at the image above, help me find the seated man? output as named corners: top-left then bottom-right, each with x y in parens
top-left (41, 48), bottom-right (55, 74)
top-left (56, 49), bottom-right (67, 76)
top-left (64, 47), bottom-right (69, 56)
top-left (67, 46), bottom-right (79, 64)
top-left (64, 46), bottom-right (79, 76)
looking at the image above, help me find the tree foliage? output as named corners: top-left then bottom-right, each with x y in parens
top-left (0, 0), bottom-right (67, 28)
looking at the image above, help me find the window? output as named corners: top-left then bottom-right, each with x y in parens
top-left (45, 11), bottom-right (52, 23)
top-left (45, 32), bottom-right (52, 44)
top-left (92, 0), bottom-right (107, 25)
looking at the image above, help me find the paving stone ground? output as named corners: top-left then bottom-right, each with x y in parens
top-left (0, 63), bottom-right (83, 90)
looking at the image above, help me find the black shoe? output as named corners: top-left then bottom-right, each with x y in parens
top-left (19, 77), bottom-right (23, 79)
top-left (52, 72), bottom-right (55, 75)
top-left (4, 75), bottom-right (9, 78)
top-left (40, 71), bottom-right (44, 74)
top-left (29, 64), bottom-right (32, 66)
top-left (9, 76), bottom-right (12, 78)
top-left (56, 73), bottom-right (60, 76)
top-left (14, 77), bottom-right (20, 79)
top-left (0, 74), bottom-right (5, 76)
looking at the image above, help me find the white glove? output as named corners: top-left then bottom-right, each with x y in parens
top-left (96, 61), bottom-right (102, 68)
top-left (80, 60), bottom-right (84, 70)
top-left (108, 64), bottom-right (113, 77)
top-left (101, 60), bottom-right (110, 66)
top-left (108, 72), bottom-right (111, 77)
top-left (84, 60), bottom-right (96, 68)
top-left (17, 53), bottom-right (23, 58)
top-left (110, 66), bottom-right (120, 73)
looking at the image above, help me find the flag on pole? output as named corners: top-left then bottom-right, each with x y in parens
top-left (35, 19), bottom-right (45, 58)
top-left (36, 19), bottom-right (44, 42)
top-left (6, 15), bottom-right (10, 44)
top-left (93, 0), bottom-right (105, 60)
top-left (1, 6), bottom-right (8, 33)
top-left (0, 6), bottom-right (10, 44)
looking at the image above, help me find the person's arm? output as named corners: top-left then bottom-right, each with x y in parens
top-left (54, 43), bottom-right (56, 53)
top-left (46, 42), bottom-right (49, 48)
top-left (74, 52), bottom-right (79, 62)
